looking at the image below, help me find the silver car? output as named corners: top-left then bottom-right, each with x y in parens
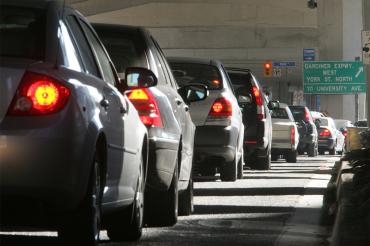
top-left (169, 57), bottom-right (244, 181)
top-left (0, 1), bottom-right (150, 244)
top-left (270, 102), bottom-right (299, 163)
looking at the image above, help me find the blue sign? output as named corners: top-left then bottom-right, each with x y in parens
top-left (303, 48), bottom-right (316, 61)
top-left (272, 61), bottom-right (296, 68)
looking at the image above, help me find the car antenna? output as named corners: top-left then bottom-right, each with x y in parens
top-left (54, 0), bottom-right (66, 69)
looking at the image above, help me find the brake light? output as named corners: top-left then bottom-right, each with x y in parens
top-left (320, 128), bottom-right (331, 137)
top-left (252, 86), bottom-right (264, 120)
top-left (208, 97), bottom-right (232, 118)
top-left (7, 71), bottom-right (70, 116)
top-left (291, 127), bottom-right (295, 146)
top-left (128, 88), bottom-right (163, 128)
top-left (304, 107), bottom-right (310, 122)
top-left (343, 129), bottom-right (348, 137)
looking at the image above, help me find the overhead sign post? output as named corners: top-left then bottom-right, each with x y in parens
top-left (303, 61), bottom-right (366, 94)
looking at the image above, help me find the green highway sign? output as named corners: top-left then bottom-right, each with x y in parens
top-left (303, 61), bottom-right (366, 94)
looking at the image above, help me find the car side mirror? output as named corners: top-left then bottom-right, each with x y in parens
top-left (238, 95), bottom-right (252, 104)
top-left (124, 67), bottom-right (158, 89)
top-left (178, 84), bottom-right (208, 104)
top-left (268, 100), bottom-right (279, 110)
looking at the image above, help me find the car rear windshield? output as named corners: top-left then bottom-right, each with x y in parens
top-left (227, 71), bottom-right (252, 88)
top-left (289, 106), bottom-right (307, 121)
top-left (271, 108), bottom-right (289, 119)
top-left (170, 63), bottom-right (223, 90)
top-left (0, 6), bottom-right (46, 60)
top-left (318, 118), bottom-right (329, 126)
top-left (96, 30), bottom-right (146, 77)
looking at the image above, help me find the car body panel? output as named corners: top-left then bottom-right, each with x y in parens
top-left (317, 117), bottom-right (345, 153)
top-left (0, 3), bottom-right (147, 229)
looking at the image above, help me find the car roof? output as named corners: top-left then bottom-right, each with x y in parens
top-left (167, 57), bottom-right (222, 67)
top-left (92, 23), bottom-right (143, 34)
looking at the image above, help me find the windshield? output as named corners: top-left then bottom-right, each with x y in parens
top-left (0, 6), bottom-right (46, 60)
top-left (271, 108), bottom-right (289, 119)
top-left (170, 63), bottom-right (223, 90)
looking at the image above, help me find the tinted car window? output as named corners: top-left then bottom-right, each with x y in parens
top-left (96, 29), bottom-right (146, 78)
top-left (0, 6), bottom-right (45, 60)
top-left (59, 21), bottom-right (82, 72)
top-left (271, 108), bottom-right (289, 119)
top-left (227, 71), bottom-right (252, 87)
top-left (318, 118), bottom-right (329, 126)
top-left (289, 106), bottom-right (312, 122)
top-left (170, 63), bottom-right (223, 89)
top-left (80, 21), bottom-right (116, 84)
top-left (65, 15), bottom-right (99, 77)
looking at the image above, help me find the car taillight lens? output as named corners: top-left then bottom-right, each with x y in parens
top-left (343, 129), bottom-right (348, 137)
top-left (208, 97), bottom-right (232, 118)
top-left (7, 71), bottom-right (70, 116)
top-left (320, 128), bottom-right (331, 137)
top-left (252, 86), bottom-right (264, 120)
top-left (128, 88), bottom-right (163, 128)
top-left (291, 127), bottom-right (295, 146)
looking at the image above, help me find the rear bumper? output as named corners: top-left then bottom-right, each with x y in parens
top-left (146, 136), bottom-right (179, 191)
top-left (194, 125), bottom-right (238, 164)
top-left (318, 138), bottom-right (335, 150)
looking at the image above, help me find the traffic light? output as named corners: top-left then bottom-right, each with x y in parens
top-left (263, 61), bottom-right (272, 77)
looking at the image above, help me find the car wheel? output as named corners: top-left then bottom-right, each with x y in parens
top-left (178, 176), bottom-right (194, 216)
top-left (145, 162), bottom-right (178, 227)
top-left (237, 157), bottom-right (244, 179)
top-left (271, 154), bottom-right (278, 161)
top-left (319, 150), bottom-right (325, 155)
top-left (307, 143), bottom-right (316, 157)
top-left (329, 147), bottom-right (336, 155)
top-left (286, 150), bottom-right (297, 163)
top-left (59, 152), bottom-right (102, 246)
top-left (220, 157), bottom-right (237, 182)
top-left (107, 156), bottom-right (145, 241)
top-left (252, 148), bottom-right (271, 170)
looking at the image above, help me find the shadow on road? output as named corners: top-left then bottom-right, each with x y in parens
top-left (194, 186), bottom-right (326, 196)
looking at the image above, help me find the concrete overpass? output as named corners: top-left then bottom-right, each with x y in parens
top-left (68, 0), bottom-right (368, 123)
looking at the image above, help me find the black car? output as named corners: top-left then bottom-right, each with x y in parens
top-left (288, 106), bottom-right (318, 156)
top-left (226, 68), bottom-right (272, 170)
top-left (93, 23), bottom-right (208, 226)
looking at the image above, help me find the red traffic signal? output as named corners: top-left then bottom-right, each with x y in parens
top-left (264, 61), bottom-right (272, 77)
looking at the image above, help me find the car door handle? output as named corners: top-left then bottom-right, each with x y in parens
top-left (100, 99), bottom-right (109, 109)
top-left (120, 106), bottom-right (127, 114)
top-left (175, 98), bottom-right (182, 106)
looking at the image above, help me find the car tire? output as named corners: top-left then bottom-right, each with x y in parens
top-left (178, 176), bottom-right (194, 216)
top-left (319, 150), bottom-right (325, 155)
top-left (58, 152), bottom-right (102, 246)
top-left (307, 143), bottom-right (316, 157)
top-left (107, 156), bottom-right (145, 241)
top-left (271, 154), bottom-right (278, 161)
top-left (220, 157), bottom-right (237, 182)
top-left (237, 157), bottom-right (244, 179)
top-left (252, 148), bottom-right (271, 170)
top-left (286, 150), bottom-right (297, 163)
top-left (145, 162), bottom-right (178, 227)
top-left (329, 147), bottom-right (335, 155)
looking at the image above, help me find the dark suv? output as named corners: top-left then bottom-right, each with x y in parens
top-left (288, 106), bottom-right (318, 156)
top-left (226, 68), bottom-right (272, 170)
top-left (93, 23), bottom-right (208, 226)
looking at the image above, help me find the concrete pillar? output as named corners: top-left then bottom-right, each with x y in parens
top-left (364, 0), bottom-right (370, 124)
top-left (317, 0), bottom-right (365, 122)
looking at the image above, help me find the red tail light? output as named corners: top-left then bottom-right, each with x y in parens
top-left (128, 88), bottom-right (163, 128)
top-left (208, 97), bottom-right (232, 118)
top-left (7, 71), bottom-right (70, 116)
top-left (291, 127), bottom-right (295, 146)
top-left (320, 128), bottom-right (331, 137)
top-left (252, 86), bottom-right (264, 120)
top-left (304, 107), bottom-right (310, 122)
top-left (343, 129), bottom-right (348, 137)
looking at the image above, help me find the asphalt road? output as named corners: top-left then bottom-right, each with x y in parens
top-left (0, 155), bottom-right (339, 246)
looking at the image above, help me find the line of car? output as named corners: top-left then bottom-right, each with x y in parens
top-left (0, 1), bottom-right (359, 245)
